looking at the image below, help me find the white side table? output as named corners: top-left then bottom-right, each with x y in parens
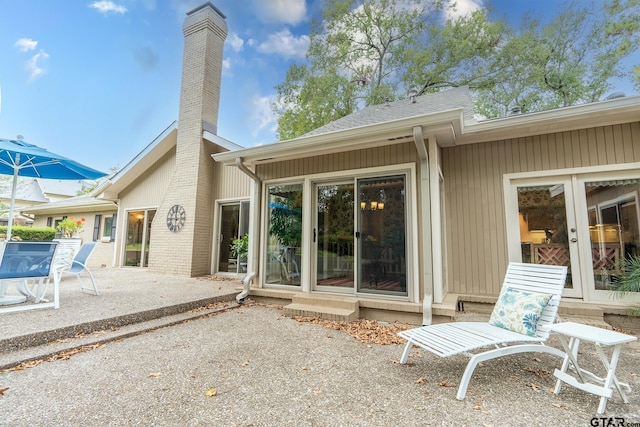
top-left (547, 322), bottom-right (637, 414)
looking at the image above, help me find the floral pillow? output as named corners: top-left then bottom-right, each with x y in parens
top-left (489, 287), bottom-right (553, 337)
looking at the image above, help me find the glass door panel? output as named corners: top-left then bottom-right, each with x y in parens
top-left (516, 181), bottom-right (581, 297)
top-left (218, 204), bottom-right (240, 273)
top-left (583, 179), bottom-right (640, 293)
top-left (124, 210), bottom-right (154, 267)
top-left (314, 182), bottom-right (355, 292)
top-left (357, 176), bottom-right (407, 295)
top-left (265, 184), bottom-right (302, 286)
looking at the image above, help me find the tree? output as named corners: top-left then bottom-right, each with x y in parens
top-left (477, 0), bottom-right (640, 115)
top-left (274, 0), bottom-right (640, 137)
top-left (275, 0), bottom-right (440, 139)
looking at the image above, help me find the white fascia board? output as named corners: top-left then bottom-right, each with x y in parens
top-left (21, 199), bottom-right (117, 215)
top-left (106, 121), bottom-right (178, 195)
top-left (213, 109), bottom-right (464, 166)
top-left (203, 130), bottom-right (244, 151)
top-left (458, 95), bottom-right (640, 144)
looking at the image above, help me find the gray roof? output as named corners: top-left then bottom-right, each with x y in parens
top-left (0, 177), bottom-right (48, 203)
top-left (302, 86), bottom-right (475, 137)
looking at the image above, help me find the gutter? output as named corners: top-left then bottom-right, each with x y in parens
top-left (413, 126), bottom-right (433, 326)
top-left (234, 157), bottom-right (261, 303)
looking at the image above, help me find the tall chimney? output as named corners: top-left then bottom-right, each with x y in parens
top-left (148, 3), bottom-right (228, 276)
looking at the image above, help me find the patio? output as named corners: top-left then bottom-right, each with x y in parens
top-left (0, 268), bottom-right (639, 425)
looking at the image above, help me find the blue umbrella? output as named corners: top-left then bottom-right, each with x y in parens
top-left (0, 138), bottom-right (108, 240)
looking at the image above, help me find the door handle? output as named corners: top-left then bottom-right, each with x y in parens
top-left (570, 238), bottom-right (577, 243)
top-left (313, 228), bottom-right (316, 243)
top-left (355, 231), bottom-right (361, 238)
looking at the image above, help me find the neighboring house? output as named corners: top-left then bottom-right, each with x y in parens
top-left (0, 177), bottom-right (87, 226)
top-left (21, 3), bottom-right (640, 325)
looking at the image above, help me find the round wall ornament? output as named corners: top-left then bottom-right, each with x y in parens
top-left (167, 204), bottom-right (186, 232)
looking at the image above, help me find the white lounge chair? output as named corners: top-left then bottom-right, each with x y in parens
top-left (397, 262), bottom-right (568, 400)
top-left (58, 242), bottom-right (99, 295)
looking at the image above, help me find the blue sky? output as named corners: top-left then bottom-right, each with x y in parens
top-left (0, 0), bottom-right (638, 174)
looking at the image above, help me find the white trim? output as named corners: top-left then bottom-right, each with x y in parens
top-left (260, 163), bottom-right (418, 302)
top-left (211, 198), bottom-right (251, 276)
top-left (505, 162), bottom-right (640, 181)
top-left (504, 165), bottom-right (640, 305)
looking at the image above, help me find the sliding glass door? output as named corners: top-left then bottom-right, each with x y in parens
top-left (313, 175), bottom-right (408, 296)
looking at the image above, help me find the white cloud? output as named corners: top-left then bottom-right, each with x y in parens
top-left (14, 38), bottom-right (38, 52)
top-left (227, 32), bottom-right (244, 53)
top-left (257, 28), bottom-right (309, 59)
top-left (248, 94), bottom-right (277, 138)
top-left (222, 58), bottom-right (232, 76)
top-left (25, 51), bottom-right (50, 80)
top-left (253, 0), bottom-right (306, 25)
top-left (89, 1), bottom-right (128, 15)
top-left (443, 0), bottom-right (483, 20)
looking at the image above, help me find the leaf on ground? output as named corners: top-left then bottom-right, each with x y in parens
top-left (415, 377), bottom-right (425, 384)
top-left (510, 375), bottom-right (520, 380)
top-left (524, 367), bottom-right (551, 381)
top-left (389, 359), bottom-right (400, 364)
top-left (0, 387), bottom-right (9, 395)
top-left (301, 366), bottom-right (308, 371)
top-left (326, 334), bottom-right (333, 338)
top-left (438, 381), bottom-right (454, 387)
top-left (291, 316), bottom-right (412, 345)
top-left (148, 372), bottom-right (162, 377)
top-left (242, 360), bottom-right (250, 367)
top-left (313, 389), bottom-right (322, 396)
top-left (205, 387), bottom-right (217, 397)
top-left (551, 402), bottom-right (568, 410)
top-left (528, 383), bottom-right (540, 391)
top-left (473, 403), bottom-right (483, 410)
top-left (533, 357), bottom-right (542, 362)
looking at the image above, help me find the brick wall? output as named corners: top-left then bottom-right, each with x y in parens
top-left (148, 4), bottom-right (227, 276)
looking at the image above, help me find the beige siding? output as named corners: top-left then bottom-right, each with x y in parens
top-left (212, 157), bottom-right (251, 200)
top-left (119, 149), bottom-right (176, 207)
top-left (443, 122), bottom-right (640, 297)
top-left (257, 142), bottom-right (418, 179)
top-left (116, 149), bottom-right (176, 265)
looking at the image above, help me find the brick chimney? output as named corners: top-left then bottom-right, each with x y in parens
top-left (148, 2), bottom-right (227, 276)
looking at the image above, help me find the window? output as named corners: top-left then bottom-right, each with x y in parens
top-left (103, 215), bottom-right (114, 241)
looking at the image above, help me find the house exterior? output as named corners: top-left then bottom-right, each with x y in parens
top-left (22, 2), bottom-right (640, 325)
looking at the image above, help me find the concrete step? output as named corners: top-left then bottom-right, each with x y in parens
top-left (284, 294), bottom-right (360, 322)
top-left (284, 302), bottom-right (359, 322)
top-left (0, 300), bottom-right (241, 371)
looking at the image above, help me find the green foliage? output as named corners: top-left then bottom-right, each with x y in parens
top-left (275, 0), bottom-right (640, 135)
top-left (231, 234), bottom-right (249, 260)
top-left (56, 217), bottom-right (86, 238)
top-left (0, 226), bottom-right (56, 241)
top-left (612, 256), bottom-right (640, 316)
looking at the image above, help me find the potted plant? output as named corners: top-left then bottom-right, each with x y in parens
top-left (231, 234), bottom-right (249, 272)
top-left (56, 217), bottom-right (86, 238)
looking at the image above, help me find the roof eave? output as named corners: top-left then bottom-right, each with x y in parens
top-left (213, 108), bottom-right (464, 166)
top-left (458, 95), bottom-right (640, 144)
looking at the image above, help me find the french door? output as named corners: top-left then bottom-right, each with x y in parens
top-left (508, 170), bottom-right (640, 302)
top-left (510, 177), bottom-right (582, 297)
top-left (313, 175), bottom-right (408, 296)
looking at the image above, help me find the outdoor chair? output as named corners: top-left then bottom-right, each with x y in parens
top-left (397, 262), bottom-right (568, 400)
top-left (58, 241), bottom-right (99, 295)
top-left (0, 241), bottom-right (60, 312)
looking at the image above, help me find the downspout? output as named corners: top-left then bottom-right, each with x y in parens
top-left (413, 126), bottom-right (433, 325)
top-left (234, 157), bottom-right (261, 303)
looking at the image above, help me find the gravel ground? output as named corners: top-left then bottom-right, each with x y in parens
top-left (2, 304), bottom-right (640, 426)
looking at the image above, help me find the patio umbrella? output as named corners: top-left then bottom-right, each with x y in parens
top-left (0, 138), bottom-right (108, 240)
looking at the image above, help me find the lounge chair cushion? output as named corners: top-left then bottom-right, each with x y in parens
top-left (489, 287), bottom-right (552, 337)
